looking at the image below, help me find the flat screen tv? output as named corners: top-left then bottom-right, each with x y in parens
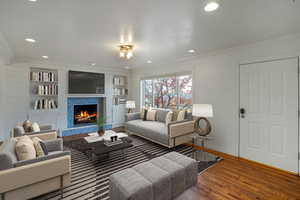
top-left (68, 71), bottom-right (105, 94)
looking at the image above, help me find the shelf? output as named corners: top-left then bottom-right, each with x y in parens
top-left (32, 94), bottom-right (58, 97)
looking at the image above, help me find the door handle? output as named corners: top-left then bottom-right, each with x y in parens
top-left (240, 108), bottom-right (246, 118)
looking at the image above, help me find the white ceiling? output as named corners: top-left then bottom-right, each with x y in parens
top-left (0, 0), bottom-right (300, 68)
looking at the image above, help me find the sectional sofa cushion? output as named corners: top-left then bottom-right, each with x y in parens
top-left (126, 120), bottom-right (169, 145)
top-left (0, 138), bottom-right (18, 170)
top-left (13, 126), bottom-right (25, 137)
top-left (165, 111), bottom-right (173, 125)
top-left (15, 136), bottom-right (36, 161)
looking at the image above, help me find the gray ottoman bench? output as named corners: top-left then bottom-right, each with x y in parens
top-left (109, 152), bottom-right (198, 200)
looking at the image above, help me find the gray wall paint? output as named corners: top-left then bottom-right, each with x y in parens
top-left (0, 62), bottom-right (129, 140)
top-left (129, 33), bottom-right (300, 156)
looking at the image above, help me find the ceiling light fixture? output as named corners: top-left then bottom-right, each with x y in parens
top-left (90, 63), bottom-right (96, 66)
top-left (28, 0), bottom-right (37, 2)
top-left (25, 38), bottom-right (36, 43)
top-left (119, 44), bottom-right (134, 59)
top-left (204, 1), bottom-right (219, 12)
top-left (188, 49), bottom-right (195, 53)
top-left (147, 60), bottom-right (152, 64)
top-left (42, 56), bottom-right (48, 59)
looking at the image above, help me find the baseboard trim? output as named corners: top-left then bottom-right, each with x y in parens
top-left (186, 143), bottom-right (299, 177)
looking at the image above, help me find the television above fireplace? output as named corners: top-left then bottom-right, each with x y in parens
top-left (68, 71), bottom-right (105, 94)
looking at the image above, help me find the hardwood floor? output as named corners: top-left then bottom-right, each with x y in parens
top-left (180, 158), bottom-right (300, 200)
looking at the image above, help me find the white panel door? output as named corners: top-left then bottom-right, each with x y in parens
top-left (240, 58), bottom-right (298, 173)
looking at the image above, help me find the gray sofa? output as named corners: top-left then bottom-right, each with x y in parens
top-left (0, 138), bottom-right (71, 200)
top-left (125, 111), bottom-right (195, 148)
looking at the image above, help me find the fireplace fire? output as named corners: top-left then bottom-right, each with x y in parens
top-left (74, 104), bottom-right (97, 125)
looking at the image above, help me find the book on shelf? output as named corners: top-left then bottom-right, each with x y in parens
top-left (31, 71), bottom-right (56, 82)
top-left (33, 98), bottom-right (58, 110)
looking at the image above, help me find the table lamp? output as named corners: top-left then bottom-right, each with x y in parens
top-left (192, 104), bottom-right (213, 136)
top-left (126, 101), bottom-right (136, 113)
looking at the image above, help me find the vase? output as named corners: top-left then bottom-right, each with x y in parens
top-left (98, 129), bottom-right (105, 136)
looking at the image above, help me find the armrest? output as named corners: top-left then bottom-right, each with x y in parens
top-left (168, 120), bottom-right (195, 138)
top-left (0, 153), bottom-right (14, 170)
top-left (14, 151), bottom-right (71, 168)
top-left (39, 125), bottom-right (53, 131)
top-left (27, 131), bottom-right (57, 141)
top-left (0, 155), bottom-right (71, 194)
top-left (44, 138), bottom-right (63, 152)
top-left (125, 112), bottom-right (141, 122)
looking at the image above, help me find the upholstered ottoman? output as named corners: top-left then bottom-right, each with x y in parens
top-left (109, 152), bottom-right (198, 200)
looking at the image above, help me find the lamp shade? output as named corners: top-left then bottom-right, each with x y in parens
top-left (126, 101), bottom-right (136, 109)
top-left (192, 104), bottom-right (213, 117)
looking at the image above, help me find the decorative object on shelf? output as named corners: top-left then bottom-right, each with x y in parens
top-left (113, 75), bottom-right (128, 105)
top-left (30, 67), bottom-right (58, 110)
top-left (192, 104), bottom-right (213, 136)
top-left (97, 116), bottom-right (105, 136)
top-left (119, 44), bottom-right (134, 59)
top-left (126, 100), bottom-right (135, 113)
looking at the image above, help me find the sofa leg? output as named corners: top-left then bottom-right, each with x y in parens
top-left (1, 193), bottom-right (5, 200)
top-left (60, 175), bottom-right (64, 199)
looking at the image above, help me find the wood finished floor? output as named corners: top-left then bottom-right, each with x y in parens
top-left (180, 158), bottom-right (300, 200)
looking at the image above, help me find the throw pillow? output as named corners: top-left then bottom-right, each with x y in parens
top-left (14, 126), bottom-right (25, 137)
top-left (177, 110), bottom-right (186, 121)
top-left (23, 120), bottom-right (33, 132)
top-left (165, 111), bottom-right (173, 125)
top-left (39, 141), bottom-right (49, 155)
top-left (146, 110), bottom-right (157, 121)
top-left (15, 136), bottom-right (36, 161)
top-left (156, 109), bottom-right (169, 123)
top-left (31, 122), bottom-right (41, 132)
top-left (143, 109), bottom-right (148, 121)
top-left (32, 137), bottom-right (45, 157)
top-left (172, 110), bottom-right (180, 121)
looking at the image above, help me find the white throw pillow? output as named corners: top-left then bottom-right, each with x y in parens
top-left (31, 122), bottom-right (40, 132)
top-left (165, 111), bottom-right (173, 125)
top-left (177, 110), bottom-right (186, 121)
top-left (15, 136), bottom-right (36, 161)
top-left (146, 110), bottom-right (157, 121)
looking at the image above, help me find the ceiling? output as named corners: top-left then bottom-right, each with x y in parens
top-left (0, 0), bottom-right (300, 69)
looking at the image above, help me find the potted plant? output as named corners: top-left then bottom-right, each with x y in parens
top-left (97, 116), bottom-right (105, 136)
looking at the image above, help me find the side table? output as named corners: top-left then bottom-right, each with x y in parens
top-left (191, 134), bottom-right (215, 162)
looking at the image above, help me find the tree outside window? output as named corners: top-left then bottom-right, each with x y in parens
top-left (141, 74), bottom-right (192, 109)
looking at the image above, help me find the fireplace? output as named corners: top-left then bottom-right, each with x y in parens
top-left (74, 104), bottom-right (97, 126)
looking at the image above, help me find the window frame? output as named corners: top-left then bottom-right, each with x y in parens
top-left (140, 73), bottom-right (193, 109)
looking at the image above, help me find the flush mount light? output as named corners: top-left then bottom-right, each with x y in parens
top-left (188, 49), bottom-right (195, 53)
top-left (25, 38), bottom-right (36, 43)
top-left (204, 1), bottom-right (219, 12)
top-left (42, 56), bottom-right (48, 59)
top-left (119, 44), bottom-right (134, 59)
top-left (147, 60), bottom-right (152, 64)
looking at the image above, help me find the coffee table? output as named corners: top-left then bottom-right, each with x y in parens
top-left (76, 132), bottom-right (133, 160)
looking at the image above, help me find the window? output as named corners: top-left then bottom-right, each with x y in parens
top-left (141, 74), bottom-right (192, 109)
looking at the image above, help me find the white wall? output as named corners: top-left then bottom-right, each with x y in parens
top-left (130, 33), bottom-right (300, 156)
top-left (0, 62), bottom-right (129, 140)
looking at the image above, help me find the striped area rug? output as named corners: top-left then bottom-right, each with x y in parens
top-left (34, 136), bottom-right (218, 200)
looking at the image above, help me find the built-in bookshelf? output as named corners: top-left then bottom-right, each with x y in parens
top-left (113, 75), bottom-right (128, 105)
top-left (30, 68), bottom-right (58, 110)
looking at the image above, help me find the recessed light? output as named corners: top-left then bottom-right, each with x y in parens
top-left (188, 49), bottom-right (195, 53)
top-left (90, 63), bottom-right (96, 66)
top-left (204, 1), bottom-right (219, 12)
top-left (42, 56), bottom-right (48, 59)
top-left (28, 0), bottom-right (37, 2)
top-left (25, 38), bottom-right (36, 43)
top-left (125, 66), bottom-right (130, 69)
top-left (147, 60), bottom-right (152, 64)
